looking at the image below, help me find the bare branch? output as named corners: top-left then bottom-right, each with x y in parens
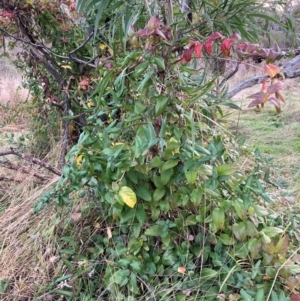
top-left (0, 161), bottom-right (52, 181)
top-left (0, 149), bottom-right (62, 176)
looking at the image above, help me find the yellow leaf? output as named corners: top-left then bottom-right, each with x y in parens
top-left (99, 43), bottom-right (106, 50)
top-left (112, 142), bottom-right (124, 146)
top-left (76, 154), bottom-right (84, 165)
top-left (87, 100), bottom-right (95, 108)
top-left (61, 65), bottom-right (72, 70)
top-left (118, 186), bottom-right (137, 208)
top-left (94, 222), bottom-right (100, 229)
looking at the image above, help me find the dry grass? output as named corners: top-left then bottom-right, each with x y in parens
top-left (0, 58), bottom-right (29, 126)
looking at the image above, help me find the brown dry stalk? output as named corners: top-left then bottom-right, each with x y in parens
top-left (0, 160), bottom-right (52, 181)
top-left (0, 148), bottom-right (62, 176)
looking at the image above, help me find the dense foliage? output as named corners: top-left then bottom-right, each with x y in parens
top-left (1, 0), bottom-right (300, 300)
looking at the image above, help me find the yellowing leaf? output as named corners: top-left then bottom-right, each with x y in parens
top-left (118, 186), bottom-right (137, 208)
top-left (76, 154), bottom-right (84, 165)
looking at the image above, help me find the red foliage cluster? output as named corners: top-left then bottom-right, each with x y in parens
top-left (248, 64), bottom-right (285, 113)
top-left (180, 32), bottom-right (241, 63)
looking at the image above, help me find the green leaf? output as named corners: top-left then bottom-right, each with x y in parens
top-left (200, 268), bottom-right (218, 279)
top-left (254, 288), bottom-right (265, 301)
top-left (128, 273), bottom-right (139, 294)
top-left (161, 233), bottom-right (170, 246)
top-left (145, 225), bottom-right (161, 236)
top-left (154, 57), bottom-right (165, 70)
top-left (138, 70), bottom-right (154, 93)
top-left (232, 198), bottom-right (247, 220)
top-left (153, 187), bottom-right (165, 202)
top-left (136, 207), bottom-right (146, 224)
top-left (217, 164), bottom-right (238, 176)
top-left (260, 227), bottom-right (283, 238)
top-left (0, 279), bottom-right (8, 294)
top-left (162, 159), bottom-right (178, 172)
top-left (212, 208), bottom-right (225, 231)
top-left (134, 102), bottom-right (147, 114)
top-left (240, 289), bottom-right (254, 301)
top-left (53, 290), bottom-right (73, 298)
top-left (111, 269), bottom-right (130, 286)
top-left (149, 156), bottom-right (163, 168)
top-left (160, 169), bottom-right (172, 185)
top-left (185, 169), bottom-right (197, 184)
top-left (136, 186), bottom-right (152, 202)
top-left (219, 233), bottom-right (235, 245)
top-left (155, 96), bottom-right (169, 116)
top-left (232, 222), bottom-right (247, 241)
top-left (134, 61), bottom-right (149, 78)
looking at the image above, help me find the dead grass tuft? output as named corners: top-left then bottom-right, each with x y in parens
top-left (0, 176), bottom-right (62, 300)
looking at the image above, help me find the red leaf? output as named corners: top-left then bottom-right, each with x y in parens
top-left (247, 91), bottom-right (268, 102)
top-left (0, 11), bottom-right (14, 18)
top-left (190, 41), bottom-right (202, 58)
top-left (181, 49), bottom-right (193, 63)
top-left (248, 99), bottom-right (264, 108)
top-left (291, 294), bottom-right (300, 301)
top-left (267, 49), bottom-right (281, 63)
top-left (207, 32), bottom-right (224, 40)
top-left (147, 15), bottom-right (161, 30)
top-left (261, 78), bottom-right (270, 92)
top-left (260, 48), bottom-right (270, 58)
top-left (220, 38), bottom-right (234, 57)
top-left (154, 28), bottom-right (166, 40)
top-left (136, 28), bottom-right (155, 37)
top-left (264, 64), bottom-right (279, 78)
top-left (203, 39), bottom-right (214, 55)
top-left (248, 43), bottom-right (259, 53)
top-left (229, 33), bottom-right (241, 40)
top-left (267, 82), bottom-right (284, 94)
top-left (236, 42), bottom-right (249, 52)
